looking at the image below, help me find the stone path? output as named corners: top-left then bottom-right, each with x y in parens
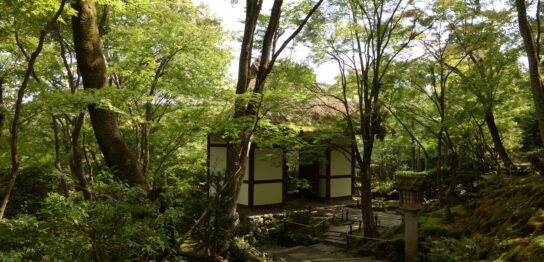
top-left (322, 222), bottom-right (360, 245)
top-left (256, 208), bottom-right (401, 261)
top-left (345, 208), bottom-right (403, 228)
top-left (248, 199), bottom-right (403, 261)
top-left (261, 243), bottom-right (387, 262)
top-left (321, 210), bottom-right (401, 246)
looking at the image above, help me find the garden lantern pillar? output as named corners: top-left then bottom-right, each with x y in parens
top-left (396, 175), bottom-right (426, 262)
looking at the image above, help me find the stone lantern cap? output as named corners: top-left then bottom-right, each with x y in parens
top-left (395, 175), bottom-right (426, 211)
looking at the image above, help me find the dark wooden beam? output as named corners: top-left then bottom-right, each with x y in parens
top-left (249, 144), bottom-right (255, 208)
top-left (351, 146), bottom-right (355, 197)
top-left (326, 149), bottom-right (331, 200)
top-left (282, 150), bottom-right (287, 204)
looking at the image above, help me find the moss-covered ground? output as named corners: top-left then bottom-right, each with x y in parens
top-left (347, 174), bottom-right (544, 261)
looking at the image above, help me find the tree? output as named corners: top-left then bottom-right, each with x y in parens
top-left (102, 0), bottom-right (230, 187)
top-left (0, 0), bottom-right (67, 219)
top-left (205, 0), bottom-right (324, 255)
top-left (515, 0), bottom-right (544, 146)
top-left (305, 0), bottom-right (420, 236)
top-left (444, 1), bottom-right (517, 168)
top-left (70, 0), bottom-right (149, 189)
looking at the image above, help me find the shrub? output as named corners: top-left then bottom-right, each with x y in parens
top-left (287, 210), bottom-right (312, 225)
top-left (0, 182), bottom-right (181, 261)
top-left (0, 165), bottom-right (59, 218)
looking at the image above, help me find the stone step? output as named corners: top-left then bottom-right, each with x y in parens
top-left (302, 257), bottom-right (385, 262)
top-left (272, 245), bottom-right (307, 254)
top-left (323, 238), bottom-right (347, 245)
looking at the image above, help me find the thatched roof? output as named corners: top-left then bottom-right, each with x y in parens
top-left (265, 93), bottom-right (358, 131)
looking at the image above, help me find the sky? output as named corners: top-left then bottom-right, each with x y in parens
top-left (193, 0), bottom-right (339, 84)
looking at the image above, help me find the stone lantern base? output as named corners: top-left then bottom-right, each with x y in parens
top-left (403, 209), bottom-right (419, 262)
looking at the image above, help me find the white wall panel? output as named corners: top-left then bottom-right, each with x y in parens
top-left (254, 183), bottom-right (282, 205)
top-left (330, 150), bottom-right (351, 176)
top-left (254, 148), bottom-right (282, 181)
top-left (330, 177), bottom-right (351, 198)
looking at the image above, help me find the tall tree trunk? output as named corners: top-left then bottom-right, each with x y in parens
top-left (71, 0), bottom-right (148, 189)
top-left (216, 0), bottom-right (322, 255)
top-left (411, 137), bottom-right (416, 171)
top-left (0, 78), bottom-right (4, 137)
top-left (52, 116), bottom-right (70, 198)
top-left (436, 128), bottom-right (444, 206)
top-left (0, 1), bottom-right (66, 219)
top-left (443, 131), bottom-right (458, 221)
top-left (361, 134), bottom-right (378, 236)
top-left (82, 132), bottom-right (94, 183)
top-left (58, 23), bottom-right (92, 200)
top-left (215, 0), bottom-right (263, 255)
top-left (484, 110), bottom-right (513, 168)
top-left (516, 0), bottom-right (544, 145)
top-left (478, 123), bottom-right (501, 170)
top-left (70, 114), bottom-right (92, 200)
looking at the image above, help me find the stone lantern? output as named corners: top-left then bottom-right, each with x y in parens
top-left (396, 175), bottom-right (426, 262)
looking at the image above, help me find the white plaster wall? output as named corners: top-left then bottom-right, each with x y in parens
top-left (254, 148), bottom-right (282, 181)
top-left (254, 183), bottom-right (282, 205)
top-left (330, 177), bottom-right (351, 197)
top-left (318, 178), bottom-right (326, 198)
top-left (237, 183), bottom-right (249, 205)
top-left (210, 147), bottom-right (227, 176)
top-left (330, 150), bottom-right (351, 176)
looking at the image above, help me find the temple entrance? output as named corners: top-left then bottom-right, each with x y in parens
top-left (299, 160), bottom-right (321, 199)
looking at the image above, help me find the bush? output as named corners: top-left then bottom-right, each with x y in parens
top-left (0, 182), bottom-right (182, 261)
top-left (0, 165), bottom-right (59, 218)
top-left (287, 210), bottom-right (312, 225)
top-left (424, 236), bottom-right (498, 262)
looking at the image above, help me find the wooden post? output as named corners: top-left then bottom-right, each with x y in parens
top-left (341, 209), bottom-right (344, 221)
top-left (346, 234), bottom-right (350, 249)
top-left (346, 209), bottom-right (349, 220)
top-left (375, 214), bottom-right (378, 227)
top-left (332, 214), bottom-right (335, 223)
top-left (349, 225), bottom-right (352, 236)
top-left (322, 219), bottom-right (326, 231)
top-left (358, 220), bottom-right (362, 232)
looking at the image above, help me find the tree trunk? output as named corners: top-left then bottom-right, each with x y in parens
top-left (71, 0), bottom-right (148, 189)
top-left (52, 116), bottom-right (70, 198)
top-left (215, 0), bottom-right (322, 255)
top-left (215, 0), bottom-right (263, 255)
top-left (70, 113), bottom-right (92, 200)
top-left (361, 135), bottom-right (378, 237)
top-left (516, 0), bottom-right (544, 145)
top-left (82, 132), bottom-right (94, 183)
top-left (443, 132), bottom-right (458, 221)
top-left (484, 110), bottom-right (513, 168)
top-left (213, 142), bottom-right (250, 255)
top-left (0, 78), bottom-right (4, 137)
top-left (436, 128), bottom-right (444, 206)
